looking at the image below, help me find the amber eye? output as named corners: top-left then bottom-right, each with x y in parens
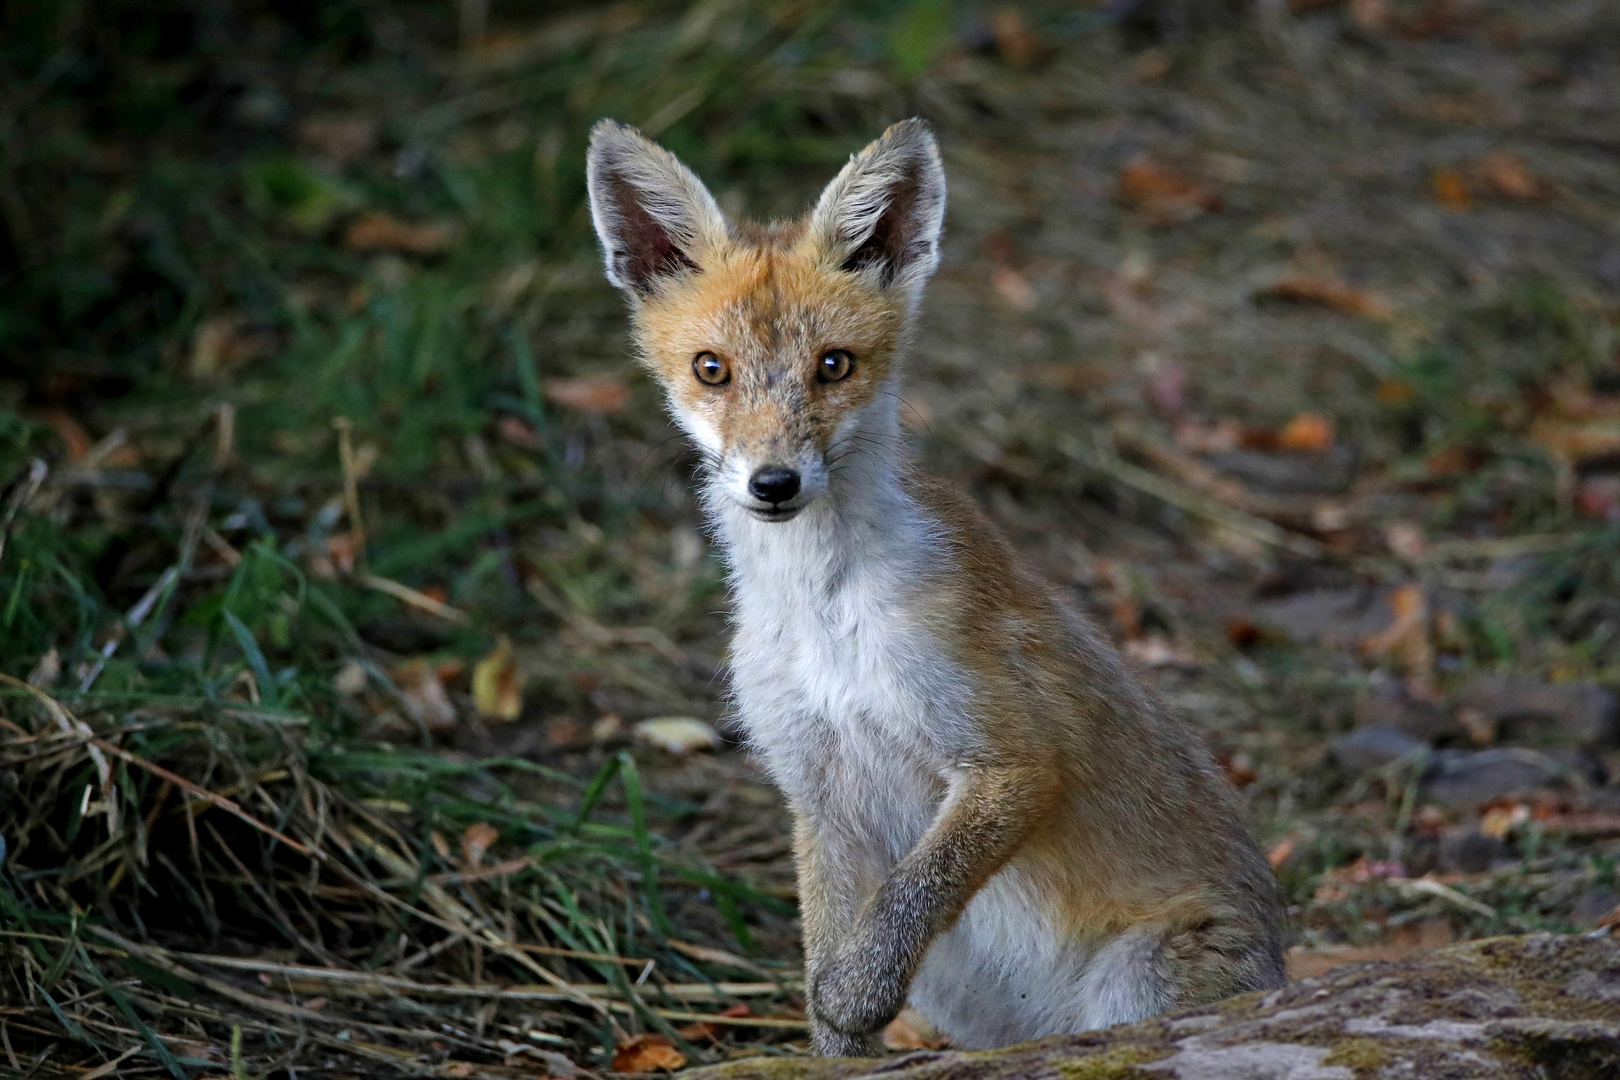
top-left (693, 352), bottom-right (730, 386)
top-left (818, 349), bottom-right (854, 383)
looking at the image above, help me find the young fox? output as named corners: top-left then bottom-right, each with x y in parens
top-left (585, 118), bottom-right (1287, 1055)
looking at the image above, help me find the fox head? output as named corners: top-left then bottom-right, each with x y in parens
top-left (586, 118), bottom-right (945, 524)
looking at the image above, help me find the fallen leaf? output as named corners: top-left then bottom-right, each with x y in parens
top-left (393, 658), bottom-right (459, 732)
top-left (1118, 156), bottom-right (1223, 226)
top-left (297, 115), bottom-right (376, 162)
top-left (1348, 0), bottom-right (1388, 33)
top-left (991, 264), bottom-right (1038, 311)
top-left (633, 716), bottom-right (719, 755)
top-left (1266, 837), bottom-right (1297, 869)
top-left (1277, 412), bottom-right (1336, 452)
top-left (612, 1034), bottom-right (685, 1073)
top-left (333, 660), bottom-right (367, 696)
top-left (1128, 46), bottom-right (1171, 84)
top-left (1575, 475), bottom-right (1620, 521)
top-left (343, 211), bottom-right (460, 255)
top-left (591, 713), bottom-right (624, 742)
top-left (430, 830), bottom-right (452, 860)
top-left (544, 376), bottom-right (630, 415)
top-left (1471, 151), bottom-right (1549, 201)
top-left (461, 821), bottom-right (499, 869)
top-left (1260, 277), bottom-right (1393, 320)
top-left (39, 408), bottom-right (91, 461)
top-left (191, 314), bottom-right (274, 379)
top-left (1218, 752), bottom-right (1258, 788)
top-left (1431, 167), bottom-right (1472, 210)
top-left (1479, 801), bottom-right (1529, 841)
top-left (1384, 521), bottom-right (1426, 560)
top-left (472, 635), bottom-right (527, 721)
top-left (1377, 379), bottom-right (1416, 406)
top-left (989, 8), bottom-right (1050, 68)
top-left (883, 1008), bottom-right (948, 1050)
top-left (498, 414), bottom-right (544, 449)
top-left (1530, 416), bottom-right (1620, 464)
top-left (1359, 584), bottom-right (1433, 680)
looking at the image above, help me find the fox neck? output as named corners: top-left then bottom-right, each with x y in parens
top-left (702, 378), bottom-right (938, 598)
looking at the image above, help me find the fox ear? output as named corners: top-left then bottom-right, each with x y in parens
top-left (587, 121), bottom-right (728, 295)
top-left (808, 118), bottom-right (946, 298)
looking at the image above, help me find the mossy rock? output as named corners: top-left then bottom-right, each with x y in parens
top-left (685, 934), bottom-right (1620, 1080)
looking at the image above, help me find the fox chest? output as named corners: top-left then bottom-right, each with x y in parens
top-left (727, 585), bottom-right (975, 863)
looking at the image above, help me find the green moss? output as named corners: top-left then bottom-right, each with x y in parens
top-left (1053, 1045), bottom-right (1172, 1080)
top-left (1320, 1037), bottom-right (1392, 1076)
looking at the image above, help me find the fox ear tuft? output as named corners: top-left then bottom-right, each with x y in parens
top-left (808, 118), bottom-right (946, 298)
top-left (586, 121), bottom-right (728, 296)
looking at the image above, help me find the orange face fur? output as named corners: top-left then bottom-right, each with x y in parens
top-left (633, 228), bottom-right (910, 519)
top-left (587, 118), bottom-right (946, 522)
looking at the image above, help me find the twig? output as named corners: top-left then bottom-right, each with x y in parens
top-left (359, 574), bottom-right (470, 624)
top-left (333, 417), bottom-right (368, 575)
top-left (0, 674), bottom-right (118, 835)
top-left (1398, 877), bottom-right (1497, 918)
top-left (0, 458), bottom-right (47, 573)
top-left (1065, 437), bottom-right (1325, 559)
top-left (346, 825), bottom-right (609, 1016)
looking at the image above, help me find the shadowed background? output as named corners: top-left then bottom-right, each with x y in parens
top-left (3, 1), bottom-right (1620, 1076)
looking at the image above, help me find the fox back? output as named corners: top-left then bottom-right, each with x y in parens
top-left (586, 118), bottom-right (1287, 1055)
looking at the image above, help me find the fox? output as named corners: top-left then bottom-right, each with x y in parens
top-left (584, 117), bottom-right (1288, 1056)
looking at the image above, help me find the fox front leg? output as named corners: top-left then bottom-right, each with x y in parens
top-left (794, 814), bottom-right (884, 1056)
top-left (812, 763), bottom-right (1057, 1036)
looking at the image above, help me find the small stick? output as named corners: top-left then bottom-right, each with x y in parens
top-left (0, 458), bottom-right (47, 573)
top-left (333, 417), bottom-right (368, 575)
top-left (359, 574), bottom-right (470, 624)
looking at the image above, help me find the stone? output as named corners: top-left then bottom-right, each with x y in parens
top-left (1457, 676), bottom-right (1620, 747)
top-left (685, 935), bottom-right (1620, 1080)
top-left (1355, 677), bottom-right (1456, 743)
top-left (1438, 829), bottom-right (1511, 874)
top-left (1328, 725), bottom-right (1428, 774)
top-left (1422, 748), bottom-right (1572, 809)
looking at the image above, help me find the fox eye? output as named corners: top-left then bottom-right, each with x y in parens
top-left (693, 352), bottom-right (730, 386)
top-left (818, 349), bottom-right (854, 383)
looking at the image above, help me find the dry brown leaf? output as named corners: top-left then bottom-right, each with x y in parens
top-left (393, 657), bottom-right (459, 732)
top-left (191, 314), bottom-right (274, 379)
top-left (1529, 416), bottom-right (1620, 464)
top-left (297, 115), bottom-right (377, 162)
top-left (1266, 837), bottom-right (1297, 869)
top-left (612, 1034), bottom-right (685, 1073)
top-left (498, 414), bottom-right (544, 449)
top-left (343, 211), bottom-right (460, 255)
top-left (991, 264), bottom-right (1038, 311)
top-left (1431, 167), bottom-right (1472, 210)
top-left (883, 1008), bottom-right (948, 1050)
top-left (1359, 584), bottom-right (1433, 680)
top-left (38, 408), bottom-right (92, 461)
top-left (545, 375), bottom-right (630, 415)
top-left (461, 821), bottom-right (498, 869)
top-left (1575, 475), bottom-right (1620, 522)
top-left (1260, 277), bottom-right (1393, 320)
top-left (1118, 156), bottom-right (1223, 226)
top-left (1479, 802), bottom-right (1529, 841)
top-left (1377, 379), bottom-right (1416, 406)
top-left (1471, 151), bottom-right (1549, 201)
top-left (989, 8), bottom-right (1051, 68)
top-left (1277, 412), bottom-right (1336, 452)
top-left (472, 635), bottom-right (527, 721)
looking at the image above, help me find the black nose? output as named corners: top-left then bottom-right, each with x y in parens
top-left (748, 466), bottom-right (801, 505)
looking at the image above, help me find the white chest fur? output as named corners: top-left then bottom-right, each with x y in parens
top-left (718, 489), bottom-right (975, 861)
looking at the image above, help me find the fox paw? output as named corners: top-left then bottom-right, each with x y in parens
top-left (812, 947), bottom-right (907, 1035)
